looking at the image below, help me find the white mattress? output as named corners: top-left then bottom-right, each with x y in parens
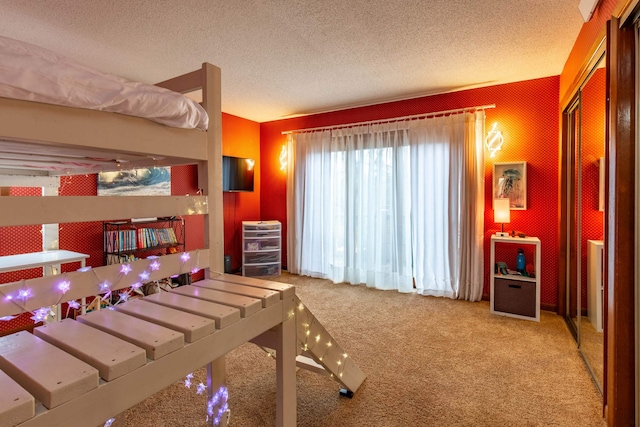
top-left (0, 36), bottom-right (208, 130)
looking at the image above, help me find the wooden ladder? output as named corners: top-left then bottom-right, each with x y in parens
top-left (253, 295), bottom-right (366, 396)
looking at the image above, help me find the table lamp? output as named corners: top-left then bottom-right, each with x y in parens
top-left (494, 198), bottom-right (511, 237)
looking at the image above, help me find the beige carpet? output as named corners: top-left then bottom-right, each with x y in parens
top-left (122, 272), bottom-right (606, 427)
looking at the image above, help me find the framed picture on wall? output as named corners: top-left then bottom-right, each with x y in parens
top-left (493, 161), bottom-right (527, 210)
top-left (97, 166), bottom-right (171, 196)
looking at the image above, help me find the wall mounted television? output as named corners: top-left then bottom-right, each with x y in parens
top-left (222, 155), bottom-right (255, 192)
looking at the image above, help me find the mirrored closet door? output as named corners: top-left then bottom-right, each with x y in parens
top-left (563, 52), bottom-right (606, 394)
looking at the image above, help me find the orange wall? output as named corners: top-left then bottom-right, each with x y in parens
top-left (221, 113), bottom-right (261, 272)
top-left (170, 112), bottom-right (262, 273)
top-left (260, 76), bottom-right (562, 308)
top-left (559, 0), bottom-right (617, 103)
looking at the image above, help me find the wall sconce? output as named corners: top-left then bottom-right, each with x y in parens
top-left (279, 145), bottom-right (287, 171)
top-left (485, 122), bottom-right (504, 158)
top-left (494, 198), bottom-right (511, 237)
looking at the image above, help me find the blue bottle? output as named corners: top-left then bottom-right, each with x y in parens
top-left (517, 248), bottom-right (526, 274)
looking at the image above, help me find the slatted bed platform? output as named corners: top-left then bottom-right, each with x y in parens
top-left (0, 278), bottom-right (297, 427)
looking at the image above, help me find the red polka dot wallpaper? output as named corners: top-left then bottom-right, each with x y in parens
top-left (0, 187), bottom-right (44, 333)
top-left (261, 76), bottom-right (564, 309)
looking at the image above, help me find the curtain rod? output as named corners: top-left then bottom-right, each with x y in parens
top-left (281, 104), bottom-right (495, 135)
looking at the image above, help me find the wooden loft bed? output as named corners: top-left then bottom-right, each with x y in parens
top-left (0, 63), bottom-right (221, 249)
top-left (0, 61), bottom-right (223, 304)
top-left (0, 51), bottom-right (365, 426)
top-left (0, 62), bottom-right (299, 426)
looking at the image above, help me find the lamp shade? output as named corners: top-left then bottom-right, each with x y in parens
top-left (494, 198), bottom-right (511, 224)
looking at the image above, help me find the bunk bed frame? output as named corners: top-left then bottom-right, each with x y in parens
top-left (0, 63), bottom-right (298, 427)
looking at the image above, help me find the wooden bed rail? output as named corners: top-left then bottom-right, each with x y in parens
top-left (0, 196), bottom-right (208, 227)
top-left (0, 249), bottom-right (210, 319)
top-left (156, 68), bottom-right (205, 94)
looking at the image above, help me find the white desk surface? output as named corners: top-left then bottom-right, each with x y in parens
top-left (0, 250), bottom-right (89, 273)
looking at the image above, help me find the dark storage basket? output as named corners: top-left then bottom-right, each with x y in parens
top-left (494, 278), bottom-right (536, 318)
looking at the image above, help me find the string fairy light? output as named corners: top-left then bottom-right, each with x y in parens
top-left (99, 281), bottom-right (112, 300)
top-left (30, 307), bottom-right (52, 323)
top-left (184, 372), bottom-right (194, 388)
top-left (207, 386), bottom-right (229, 426)
top-left (116, 291), bottom-right (130, 304)
top-left (196, 383), bottom-right (207, 395)
top-left (16, 288), bottom-right (33, 302)
top-left (0, 280), bottom-right (41, 322)
top-left (57, 280), bottom-right (71, 294)
top-left (180, 373), bottom-right (229, 425)
top-left (119, 263), bottom-right (132, 275)
top-left (293, 298), bottom-right (352, 385)
top-left (65, 300), bottom-right (81, 318)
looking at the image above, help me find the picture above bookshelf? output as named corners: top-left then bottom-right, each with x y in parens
top-left (103, 218), bottom-right (185, 265)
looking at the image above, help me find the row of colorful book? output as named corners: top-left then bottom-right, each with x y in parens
top-left (105, 227), bottom-right (178, 252)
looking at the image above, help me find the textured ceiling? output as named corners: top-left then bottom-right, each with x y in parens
top-left (0, 1), bottom-right (584, 123)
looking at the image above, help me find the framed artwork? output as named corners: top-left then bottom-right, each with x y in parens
top-left (97, 166), bottom-right (171, 196)
top-left (493, 162), bottom-right (527, 210)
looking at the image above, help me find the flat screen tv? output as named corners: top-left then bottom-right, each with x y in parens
top-left (222, 155), bottom-right (255, 192)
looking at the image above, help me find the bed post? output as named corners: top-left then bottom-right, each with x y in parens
top-left (200, 62), bottom-right (224, 276)
top-left (200, 63), bottom-right (226, 426)
top-left (276, 301), bottom-right (297, 427)
top-left (155, 62), bottom-right (224, 274)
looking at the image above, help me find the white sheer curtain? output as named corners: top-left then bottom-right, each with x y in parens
top-left (286, 130), bottom-right (332, 277)
top-left (409, 111), bottom-right (485, 300)
top-left (287, 124), bottom-right (413, 291)
top-left (287, 110), bottom-right (485, 300)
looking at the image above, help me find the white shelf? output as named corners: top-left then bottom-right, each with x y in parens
top-left (242, 220), bottom-right (281, 277)
top-left (490, 235), bottom-right (541, 322)
top-left (494, 273), bottom-right (537, 283)
top-left (587, 240), bottom-right (604, 332)
top-left (0, 250), bottom-right (88, 273)
top-left (0, 250), bottom-right (90, 317)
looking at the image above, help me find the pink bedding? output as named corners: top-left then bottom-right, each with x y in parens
top-left (0, 35), bottom-right (208, 130)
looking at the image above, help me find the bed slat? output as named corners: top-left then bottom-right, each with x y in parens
top-left (0, 332), bottom-right (98, 409)
top-left (143, 292), bottom-right (240, 329)
top-left (33, 318), bottom-right (146, 381)
top-left (210, 273), bottom-right (295, 298)
top-left (171, 285), bottom-right (262, 317)
top-left (115, 299), bottom-right (216, 343)
top-left (0, 369), bottom-right (34, 427)
top-left (193, 278), bottom-right (280, 307)
top-left (77, 309), bottom-right (184, 360)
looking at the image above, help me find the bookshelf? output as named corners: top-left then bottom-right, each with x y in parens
top-left (103, 218), bottom-right (185, 265)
